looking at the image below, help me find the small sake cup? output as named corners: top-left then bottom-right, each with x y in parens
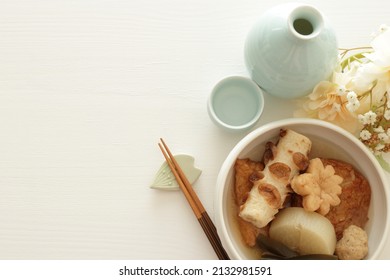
top-left (207, 76), bottom-right (264, 132)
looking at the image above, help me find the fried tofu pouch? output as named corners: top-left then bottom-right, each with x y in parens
top-left (291, 158), bottom-right (371, 240)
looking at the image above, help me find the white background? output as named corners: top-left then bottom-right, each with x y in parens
top-left (1, 0), bottom-right (389, 259)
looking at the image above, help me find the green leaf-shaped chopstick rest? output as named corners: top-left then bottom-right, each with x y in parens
top-left (150, 154), bottom-right (202, 190)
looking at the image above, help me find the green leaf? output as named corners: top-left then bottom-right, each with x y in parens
top-left (340, 53), bottom-right (366, 70)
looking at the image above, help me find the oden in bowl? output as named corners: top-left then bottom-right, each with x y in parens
top-left (214, 118), bottom-right (389, 259)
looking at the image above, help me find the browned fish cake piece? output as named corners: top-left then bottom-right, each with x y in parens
top-left (234, 158), bottom-right (265, 246)
top-left (291, 158), bottom-right (371, 240)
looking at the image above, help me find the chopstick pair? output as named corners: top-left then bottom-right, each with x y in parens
top-left (158, 138), bottom-right (230, 260)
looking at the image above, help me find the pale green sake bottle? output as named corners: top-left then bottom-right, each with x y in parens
top-left (244, 3), bottom-right (338, 99)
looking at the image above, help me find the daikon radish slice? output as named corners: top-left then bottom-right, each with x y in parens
top-left (269, 207), bottom-right (336, 255)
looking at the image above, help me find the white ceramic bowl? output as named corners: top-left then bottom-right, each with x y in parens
top-left (215, 118), bottom-right (389, 259)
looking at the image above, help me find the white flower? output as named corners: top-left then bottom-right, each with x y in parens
top-left (294, 81), bottom-right (359, 133)
top-left (347, 91), bottom-right (358, 102)
top-left (355, 27), bottom-right (390, 106)
top-left (360, 111), bottom-right (377, 125)
top-left (346, 92), bottom-right (360, 112)
top-left (374, 126), bottom-right (385, 133)
top-left (379, 132), bottom-right (389, 142)
top-left (336, 85), bottom-right (347, 95)
top-left (366, 111), bottom-right (378, 125)
top-left (346, 101), bottom-right (360, 112)
top-left (360, 129), bottom-right (372, 140)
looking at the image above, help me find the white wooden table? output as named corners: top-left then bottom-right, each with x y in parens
top-left (1, 0), bottom-right (389, 259)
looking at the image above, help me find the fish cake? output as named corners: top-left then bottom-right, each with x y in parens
top-left (234, 158), bottom-right (265, 246)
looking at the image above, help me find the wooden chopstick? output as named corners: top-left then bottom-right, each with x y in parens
top-left (158, 139), bottom-right (230, 260)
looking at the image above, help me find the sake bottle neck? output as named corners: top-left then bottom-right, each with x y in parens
top-left (287, 5), bottom-right (324, 41)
